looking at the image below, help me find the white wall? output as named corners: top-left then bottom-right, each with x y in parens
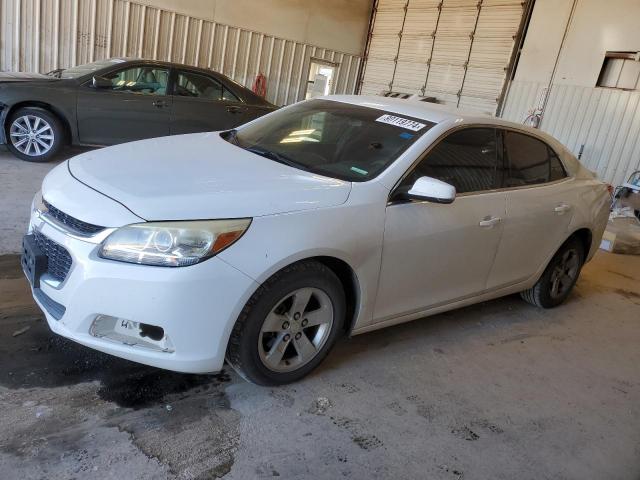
top-left (502, 0), bottom-right (640, 185)
top-left (136, 0), bottom-right (373, 56)
top-left (512, 0), bottom-right (573, 84)
top-left (515, 0), bottom-right (640, 87)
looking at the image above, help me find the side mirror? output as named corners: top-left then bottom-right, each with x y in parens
top-left (407, 176), bottom-right (456, 204)
top-left (91, 76), bottom-right (112, 89)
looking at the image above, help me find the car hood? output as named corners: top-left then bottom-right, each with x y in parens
top-left (0, 72), bottom-right (57, 82)
top-left (68, 132), bottom-right (352, 220)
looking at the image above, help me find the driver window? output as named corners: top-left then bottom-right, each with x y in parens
top-left (104, 66), bottom-right (169, 95)
top-left (398, 127), bottom-right (500, 196)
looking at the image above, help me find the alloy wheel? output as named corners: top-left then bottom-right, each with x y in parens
top-left (258, 287), bottom-right (334, 372)
top-left (549, 248), bottom-right (580, 299)
top-left (9, 115), bottom-right (55, 157)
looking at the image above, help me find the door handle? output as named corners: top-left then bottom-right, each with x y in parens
top-left (479, 216), bottom-right (502, 228)
top-left (152, 99), bottom-right (167, 108)
top-left (554, 204), bottom-right (571, 215)
top-left (226, 105), bottom-right (243, 114)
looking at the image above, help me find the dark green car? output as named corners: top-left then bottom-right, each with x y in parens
top-left (0, 58), bottom-right (276, 162)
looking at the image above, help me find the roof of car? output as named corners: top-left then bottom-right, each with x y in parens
top-left (323, 94), bottom-right (498, 125)
top-left (321, 94), bottom-right (573, 156)
top-left (111, 57), bottom-right (225, 74)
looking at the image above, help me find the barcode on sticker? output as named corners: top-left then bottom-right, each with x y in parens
top-left (376, 114), bottom-right (426, 132)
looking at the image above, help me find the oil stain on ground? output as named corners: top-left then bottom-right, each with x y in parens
top-left (0, 314), bottom-right (229, 408)
top-left (1, 255), bottom-right (242, 478)
top-left (1, 254), bottom-right (231, 409)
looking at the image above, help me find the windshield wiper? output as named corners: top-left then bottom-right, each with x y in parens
top-left (245, 147), bottom-right (306, 171)
top-left (222, 129), bottom-right (239, 145)
top-left (46, 68), bottom-right (65, 78)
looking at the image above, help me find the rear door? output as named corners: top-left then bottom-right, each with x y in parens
top-left (170, 69), bottom-right (248, 134)
top-left (486, 129), bottom-right (573, 290)
top-left (373, 127), bottom-right (507, 322)
top-left (76, 64), bottom-right (171, 145)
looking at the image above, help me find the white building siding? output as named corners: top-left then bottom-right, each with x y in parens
top-left (500, 0), bottom-right (640, 186)
top-left (502, 81), bottom-right (640, 186)
top-left (0, 0), bottom-right (362, 106)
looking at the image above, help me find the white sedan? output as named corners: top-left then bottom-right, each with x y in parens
top-left (22, 95), bottom-right (610, 385)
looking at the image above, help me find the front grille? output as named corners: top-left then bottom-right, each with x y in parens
top-left (44, 200), bottom-right (105, 235)
top-left (34, 231), bottom-right (72, 283)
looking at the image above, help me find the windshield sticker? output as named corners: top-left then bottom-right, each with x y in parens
top-left (399, 132), bottom-right (414, 140)
top-left (376, 114), bottom-right (426, 132)
top-left (350, 166), bottom-right (368, 176)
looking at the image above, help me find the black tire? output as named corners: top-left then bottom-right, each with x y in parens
top-left (6, 107), bottom-right (65, 162)
top-left (520, 237), bottom-right (585, 308)
top-left (226, 260), bottom-right (346, 385)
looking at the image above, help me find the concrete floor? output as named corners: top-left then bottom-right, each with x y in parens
top-left (0, 148), bottom-right (639, 479)
top-left (0, 148), bottom-right (91, 255)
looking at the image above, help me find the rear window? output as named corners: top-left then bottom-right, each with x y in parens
top-left (503, 131), bottom-right (567, 187)
top-left (230, 99), bottom-right (435, 182)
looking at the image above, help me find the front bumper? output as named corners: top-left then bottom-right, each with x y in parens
top-left (26, 208), bottom-right (259, 374)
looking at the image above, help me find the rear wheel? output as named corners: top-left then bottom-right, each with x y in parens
top-left (521, 237), bottom-right (585, 308)
top-left (226, 261), bottom-right (345, 385)
top-left (6, 107), bottom-right (65, 162)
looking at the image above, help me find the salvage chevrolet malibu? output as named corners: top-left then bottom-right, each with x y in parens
top-left (22, 95), bottom-right (610, 385)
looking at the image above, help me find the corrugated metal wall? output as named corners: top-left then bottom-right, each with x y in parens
top-left (360, 0), bottom-right (525, 114)
top-left (502, 80), bottom-right (640, 186)
top-left (0, 0), bottom-right (362, 106)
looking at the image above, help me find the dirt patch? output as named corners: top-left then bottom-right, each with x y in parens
top-left (0, 254), bottom-right (24, 279)
top-left (606, 270), bottom-right (637, 281)
top-left (451, 425), bottom-right (480, 441)
top-left (614, 288), bottom-right (640, 304)
top-left (330, 416), bottom-right (384, 451)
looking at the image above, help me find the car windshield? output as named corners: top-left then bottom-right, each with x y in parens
top-left (229, 99), bottom-right (434, 182)
top-left (48, 59), bottom-right (128, 79)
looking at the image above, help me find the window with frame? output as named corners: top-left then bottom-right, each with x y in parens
top-left (397, 128), bottom-right (500, 196)
top-left (597, 52), bottom-right (640, 90)
top-left (503, 131), bottom-right (566, 187)
top-left (175, 71), bottom-right (240, 102)
top-left (103, 66), bottom-right (169, 95)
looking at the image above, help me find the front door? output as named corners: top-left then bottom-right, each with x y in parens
top-left (486, 130), bottom-right (574, 289)
top-left (374, 127), bottom-right (506, 322)
top-left (170, 69), bottom-right (248, 134)
top-left (76, 65), bottom-right (171, 145)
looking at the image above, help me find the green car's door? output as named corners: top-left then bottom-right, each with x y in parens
top-left (76, 64), bottom-right (172, 145)
top-left (169, 69), bottom-right (249, 134)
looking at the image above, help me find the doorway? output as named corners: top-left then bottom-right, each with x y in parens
top-left (305, 60), bottom-right (336, 99)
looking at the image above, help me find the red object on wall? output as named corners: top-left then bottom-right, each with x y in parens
top-left (252, 73), bottom-right (267, 98)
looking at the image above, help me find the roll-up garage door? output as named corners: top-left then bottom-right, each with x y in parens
top-left (360, 0), bottom-right (526, 114)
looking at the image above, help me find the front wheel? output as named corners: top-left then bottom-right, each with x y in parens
top-left (521, 237), bottom-right (585, 308)
top-left (226, 261), bottom-right (345, 385)
top-left (6, 107), bottom-right (65, 162)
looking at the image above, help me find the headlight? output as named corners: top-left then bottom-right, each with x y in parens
top-left (98, 219), bottom-right (251, 267)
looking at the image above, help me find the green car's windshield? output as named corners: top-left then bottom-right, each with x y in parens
top-left (230, 99), bottom-right (435, 182)
top-left (49, 59), bottom-right (127, 79)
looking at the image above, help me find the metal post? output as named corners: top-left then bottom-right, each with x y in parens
top-left (456, 1), bottom-right (482, 108)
